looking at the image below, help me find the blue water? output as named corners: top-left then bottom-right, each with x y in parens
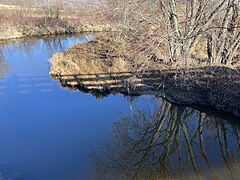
top-left (0, 35), bottom-right (135, 179)
top-left (0, 35), bottom-right (239, 180)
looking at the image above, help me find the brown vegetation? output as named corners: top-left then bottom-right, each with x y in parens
top-left (0, 1), bottom-right (113, 40)
top-left (102, 0), bottom-right (240, 68)
top-left (48, 0), bottom-right (240, 116)
top-left (50, 34), bottom-right (240, 116)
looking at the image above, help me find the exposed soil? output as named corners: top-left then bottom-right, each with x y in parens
top-left (50, 35), bottom-right (240, 117)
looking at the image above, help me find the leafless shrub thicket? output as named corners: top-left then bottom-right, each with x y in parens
top-left (0, 0), bottom-right (101, 31)
top-left (0, 0), bottom-right (94, 9)
top-left (0, 1), bottom-right (62, 30)
top-left (102, 0), bottom-right (240, 68)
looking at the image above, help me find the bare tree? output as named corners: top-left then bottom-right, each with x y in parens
top-left (102, 0), bottom-right (240, 67)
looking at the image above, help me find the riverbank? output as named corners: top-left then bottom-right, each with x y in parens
top-left (0, 23), bottom-right (115, 41)
top-left (50, 34), bottom-right (240, 117)
top-left (0, 2), bottom-right (116, 41)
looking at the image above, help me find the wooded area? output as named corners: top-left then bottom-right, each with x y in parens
top-left (1, 0), bottom-right (240, 68)
top-left (102, 0), bottom-right (240, 67)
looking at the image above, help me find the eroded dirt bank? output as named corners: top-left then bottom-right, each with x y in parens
top-left (50, 35), bottom-right (240, 117)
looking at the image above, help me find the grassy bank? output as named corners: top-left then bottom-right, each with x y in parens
top-left (0, 23), bottom-right (114, 41)
top-left (50, 34), bottom-right (240, 116)
top-left (0, 3), bottom-right (115, 41)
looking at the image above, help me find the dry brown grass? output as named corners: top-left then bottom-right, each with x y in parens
top-left (0, 3), bottom-right (115, 41)
top-left (0, 2), bottom-right (111, 39)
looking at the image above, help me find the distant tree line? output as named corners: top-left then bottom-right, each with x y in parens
top-left (0, 0), bottom-right (95, 9)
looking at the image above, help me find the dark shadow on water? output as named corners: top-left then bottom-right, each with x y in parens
top-left (52, 66), bottom-right (240, 116)
top-left (51, 65), bottom-right (240, 179)
top-left (0, 34), bottom-right (239, 179)
top-left (91, 98), bottom-right (240, 179)
top-left (49, 67), bottom-right (240, 179)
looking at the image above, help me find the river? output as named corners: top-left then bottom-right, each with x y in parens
top-left (0, 35), bottom-right (239, 180)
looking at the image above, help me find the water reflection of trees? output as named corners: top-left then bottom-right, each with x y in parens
top-left (0, 49), bottom-right (11, 78)
top-left (0, 34), bottom-right (92, 78)
top-left (0, 34), bottom-right (93, 58)
top-left (92, 98), bottom-right (240, 179)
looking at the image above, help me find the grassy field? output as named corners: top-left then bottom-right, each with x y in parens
top-left (0, 3), bottom-right (105, 22)
top-left (0, 3), bottom-right (111, 40)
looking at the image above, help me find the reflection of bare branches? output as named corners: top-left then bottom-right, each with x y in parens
top-left (199, 113), bottom-right (218, 179)
top-left (217, 124), bottom-right (234, 179)
top-left (0, 63), bottom-right (11, 79)
top-left (235, 129), bottom-right (240, 151)
top-left (0, 48), bottom-right (11, 78)
top-left (181, 119), bottom-right (200, 178)
top-left (0, 48), bottom-right (4, 63)
top-left (0, 34), bottom-right (92, 58)
top-left (92, 98), bottom-right (240, 179)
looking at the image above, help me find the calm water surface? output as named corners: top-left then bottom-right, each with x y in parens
top-left (0, 35), bottom-right (239, 180)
